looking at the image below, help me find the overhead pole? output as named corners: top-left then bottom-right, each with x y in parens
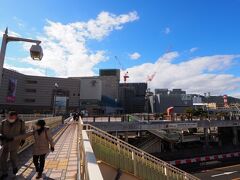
top-left (115, 56), bottom-right (129, 83)
top-left (0, 27), bottom-right (42, 86)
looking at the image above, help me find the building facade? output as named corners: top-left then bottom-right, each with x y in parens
top-left (0, 68), bottom-right (123, 115)
top-left (153, 89), bottom-right (193, 113)
top-left (119, 83), bottom-right (147, 113)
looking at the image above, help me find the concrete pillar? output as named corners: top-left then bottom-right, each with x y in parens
top-left (204, 128), bottom-right (209, 147)
top-left (159, 139), bottom-right (162, 153)
top-left (169, 142), bottom-right (174, 152)
top-left (218, 138), bottom-right (222, 147)
top-left (138, 131), bottom-right (144, 137)
top-left (124, 131), bottom-right (128, 142)
top-left (217, 127), bottom-right (222, 147)
top-left (233, 127), bottom-right (239, 146)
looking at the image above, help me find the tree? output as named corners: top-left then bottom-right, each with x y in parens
top-left (185, 107), bottom-right (194, 120)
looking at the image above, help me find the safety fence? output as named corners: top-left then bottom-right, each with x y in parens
top-left (78, 119), bottom-right (103, 180)
top-left (148, 130), bottom-right (181, 143)
top-left (84, 124), bottom-right (199, 180)
top-left (0, 114), bottom-right (53, 122)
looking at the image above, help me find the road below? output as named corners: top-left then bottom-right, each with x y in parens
top-left (194, 164), bottom-right (240, 180)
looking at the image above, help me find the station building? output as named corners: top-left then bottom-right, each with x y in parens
top-left (0, 68), bottom-right (147, 115)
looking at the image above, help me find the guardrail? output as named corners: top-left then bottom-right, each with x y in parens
top-left (149, 130), bottom-right (181, 143)
top-left (85, 123), bottom-right (199, 180)
top-left (83, 116), bottom-right (122, 123)
top-left (19, 114), bottom-right (53, 121)
top-left (0, 114), bottom-right (53, 122)
top-left (78, 119), bottom-right (104, 180)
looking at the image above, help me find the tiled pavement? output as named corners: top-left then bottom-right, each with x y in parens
top-left (13, 123), bottom-right (78, 180)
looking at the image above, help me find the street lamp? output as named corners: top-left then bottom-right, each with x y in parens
top-left (0, 27), bottom-right (43, 86)
top-left (204, 92), bottom-right (210, 120)
top-left (53, 83), bottom-right (59, 116)
top-left (145, 88), bottom-right (152, 122)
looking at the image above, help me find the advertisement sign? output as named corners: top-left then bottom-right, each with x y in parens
top-left (6, 78), bottom-right (17, 103)
top-left (166, 123), bottom-right (198, 129)
top-left (55, 96), bottom-right (67, 114)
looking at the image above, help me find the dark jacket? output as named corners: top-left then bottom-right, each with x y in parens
top-left (0, 118), bottom-right (26, 151)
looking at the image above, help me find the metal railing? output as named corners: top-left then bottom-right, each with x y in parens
top-left (85, 124), bottom-right (199, 180)
top-left (149, 130), bottom-right (181, 143)
top-left (0, 114), bottom-right (53, 122)
top-left (18, 114), bottom-right (53, 121)
top-left (78, 120), bottom-right (103, 180)
top-left (83, 116), bottom-right (122, 123)
top-left (139, 137), bottom-right (159, 151)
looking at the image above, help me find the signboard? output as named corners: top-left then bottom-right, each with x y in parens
top-left (166, 123), bottom-right (198, 129)
top-left (6, 78), bottom-right (17, 103)
top-left (232, 122), bottom-right (240, 126)
top-left (55, 96), bottom-right (67, 114)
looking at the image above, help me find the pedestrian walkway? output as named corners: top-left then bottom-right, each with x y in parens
top-left (17, 123), bottom-right (78, 179)
top-left (2, 118), bottom-right (199, 180)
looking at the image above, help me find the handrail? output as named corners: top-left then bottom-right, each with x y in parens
top-left (149, 130), bottom-right (180, 143)
top-left (78, 120), bottom-right (103, 180)
top-left (84, 123), bottom-right (199, 180)
top-left (234, 104), bottom-right (240, 113)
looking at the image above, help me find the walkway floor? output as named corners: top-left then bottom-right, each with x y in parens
top-left (15, 122), bottom-right (78, 180)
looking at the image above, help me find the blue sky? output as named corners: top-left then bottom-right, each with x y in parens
top-left (0, 0), bottom-right (239, 96)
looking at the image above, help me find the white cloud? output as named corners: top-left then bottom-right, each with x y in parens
top-left (190, 47), bottom-right (198, 53)
top-left (123, 52), bottom-right (240, 95)
top-left (229, 92), bottom-right (240, 98)
top-left (13, 16), bottom-right (25, 28)
top-left (129, 52), bottom-right (141, 60)
top-left (4, 64), bottom-right (45, 76)
top-left (164, 27), bottom-right (171, 34)
top-left (0, 29), bottom-right (20, 37)
top-left (20, 11), bottom-right (139, 77)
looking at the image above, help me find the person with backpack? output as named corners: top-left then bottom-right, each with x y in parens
top-left (12, 119), bottom-right (55, 179)
top-left (0, 111), bottom-right (26, 179)
top-left (32, 119), bottom-right (54, 179)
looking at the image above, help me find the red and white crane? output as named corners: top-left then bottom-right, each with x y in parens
top-left (115, 56), bottom-right (129, 83)
top-left (123, 71), bottom-right (129, 83)
top-left (146, 72), bottom-right (156, 83)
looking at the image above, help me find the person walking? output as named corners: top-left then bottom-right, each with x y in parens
top-left (0, 111), bottom-right (26, 179)
top-left (32, 120), bottom-right (54, 179)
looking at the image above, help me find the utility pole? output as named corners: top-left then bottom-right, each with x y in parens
top-left (0, 28), bottom-right (43, 86)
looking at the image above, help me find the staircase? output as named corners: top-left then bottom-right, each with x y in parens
top-left (235, 104), bottom-right (240, 115)
top-left (85, 124), bottom-right (199, 180)
top-left (149, 130), bottom-right (181, 143)
top-left (136, 135), bottom-right (159, 151)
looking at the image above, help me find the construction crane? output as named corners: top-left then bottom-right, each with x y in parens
top-left (123, 71), bottom-right (129, 83)
top-left (147, 72), bottom-right (156, 82)
top-left (115, 56), bottom-right (129, 83)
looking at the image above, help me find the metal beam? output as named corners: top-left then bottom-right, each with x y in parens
top-left (86, 120), bottom-right (240, 132)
